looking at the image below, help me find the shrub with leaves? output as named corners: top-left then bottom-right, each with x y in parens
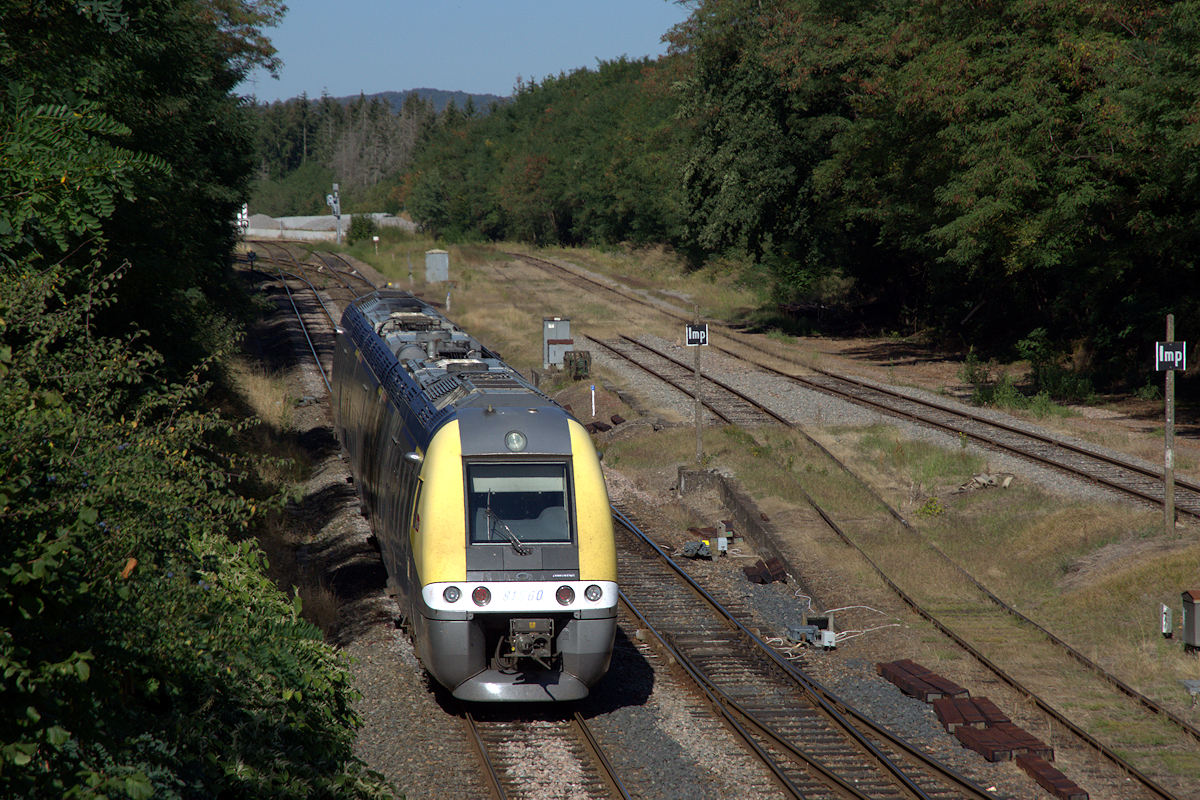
top-left (1, 1), bottom-right (390, 797)
top-left (347, 214), bottom-right (380, 245)
top-left (0, 244), bottom-right (388, 800)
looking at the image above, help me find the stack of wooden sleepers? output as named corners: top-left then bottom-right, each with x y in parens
top-left (876, 659), bottom-right (969, 702)
top-left (876, 660), bottom-right (1088, 800)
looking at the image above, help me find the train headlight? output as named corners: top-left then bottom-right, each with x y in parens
top-left (584, 584), bottom-right (603, 602)
top-left (504, 430), bottom-right (527, 452)
top-left (443, 586), bottom-right (461, 603)
top-left (472, 586), bottom-right (491, 606)
top-left (555, 585), bottom-right (575, 605)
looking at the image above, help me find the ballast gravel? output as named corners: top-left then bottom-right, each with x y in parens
top-left (243, 252), bottom-right (1179, 800)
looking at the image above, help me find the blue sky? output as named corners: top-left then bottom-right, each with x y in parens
top-left (238, 1), bottom-right (694, 103)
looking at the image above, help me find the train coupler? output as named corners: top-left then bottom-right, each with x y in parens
top-left (504, 618), bottom-right (554, 669)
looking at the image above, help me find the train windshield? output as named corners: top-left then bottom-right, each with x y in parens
top-left (467, 463), bottom-right (572, 544)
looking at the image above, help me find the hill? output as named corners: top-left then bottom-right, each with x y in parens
top-left (335, 87), bottom-right (507, 114)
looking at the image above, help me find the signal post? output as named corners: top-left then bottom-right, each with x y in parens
top-left (686, 318), bottom-right (709, 464)
top-left (1156, 315), bottom-right (1187, 535)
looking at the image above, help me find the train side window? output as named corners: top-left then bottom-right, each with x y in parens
top-left (467, 462), bottom-right (572, 544)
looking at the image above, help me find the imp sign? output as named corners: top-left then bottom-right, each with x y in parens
top-left (1155, 341), bottom-right (1187, 371)
top-left (685, 323), bottom-right (709, 347)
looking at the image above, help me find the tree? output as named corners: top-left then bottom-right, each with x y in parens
top-left (674, 0), bottom-right (1200, 386)
top-left (403, 57), bottom-right (685, 246)
top-left (1, 2), bottom-right (390, 795)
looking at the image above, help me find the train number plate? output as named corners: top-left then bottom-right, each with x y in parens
top-left (501, 587), bottom-right (548, 604)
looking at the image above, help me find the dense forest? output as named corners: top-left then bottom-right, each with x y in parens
top-left (249, 89), bottom-right (505, 216)
top-left (253, 0), bottom-right (1198, 393)
top-left (667, 0), bottom-right (1200, 389)
top-left (1, 1), bottom-right (386, 797)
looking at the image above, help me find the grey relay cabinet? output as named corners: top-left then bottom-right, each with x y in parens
top-left (1183, 590), bottom-right (1200, 652)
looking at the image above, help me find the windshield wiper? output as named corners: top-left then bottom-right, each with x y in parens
top-left (486, 492), bottom-right (531, 556)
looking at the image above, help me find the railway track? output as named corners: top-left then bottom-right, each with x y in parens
top-left (236, 251), bottom-right (645, 797)
top-left (614, 506), bottom-right (994, 800)
top-left (505, 249), bottom-right (1200, 796)
top-left (310, 249), bottom-right (377, 297)
top-left (463, 709), bottom-right (631, 800)
top-left (248, 240), bottom-right (376, 303)
top-left (508, 250), bottom-right (1200, 519)
top-left (744, 362), bottom-right (1200, 520)
top-left (773, 465), bottom-right (1187, 799)
top-left (587, 335), bottom-right (785, 427)
top-left (246, 251), bottom-right (979, 798)
top-left (246, 246), bottom-right (1194, 797)
top-left (584, 332), bottom-right (1195, 796)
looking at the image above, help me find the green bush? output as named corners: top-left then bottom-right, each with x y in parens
top-left (0, 272), bottom-right (389, 799)
top-left (1135, 382), bottom-right (1163, 401)
top-left (1016, 329), bottom-right (1093, 402)
top-left (2, 2), bottom-right (390, 796)
top-left (347, 214), bottom-right (380, 245)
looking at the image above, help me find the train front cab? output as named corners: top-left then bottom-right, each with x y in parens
top-left (411, 412), bottom-right (617, 701)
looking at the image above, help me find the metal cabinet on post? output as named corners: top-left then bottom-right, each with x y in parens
top-left (543, 317), bottom-right (572, 369)
top-left (1183, 590), bottom-right (1200, 653)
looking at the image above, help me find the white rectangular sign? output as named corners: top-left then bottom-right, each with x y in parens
top-left (1155, 341), bottom-right (1187, 371)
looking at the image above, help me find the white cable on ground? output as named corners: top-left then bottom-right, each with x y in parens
top-left (764, 636), bottom-right (807, 660)
top-left (792, 590), bottom-right (814, 614)
top-left (834, 624), bottom-right (901, 643)
top-left (823, 604), bottom-right (893, 617)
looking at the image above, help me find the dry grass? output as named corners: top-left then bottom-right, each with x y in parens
top-left (297, 579), bottom-right (342, 633)
top-left (351, 238), bottom-right (766, 381)
top-left (251, 512), bottom-right (342, 635)
top-left (455, 303), bottom-right (543, 370)
top-left (220, 357), bottom-right (311, 486)
top-left (605, 408), bottom-right (1200, 785)
top-left (225, 356), bottom-right (296, 431)
top-left (603, 426), bottom-right (695, 473)
top-left (538, 244), bottom-right (763, 323)
top-left (825, 424), bottom-right (1200, 744)
top-left (841, 424), bottom-right (987, 496)
top-left (223, 354), bottom-right (350, 638)
top-left (255, 511), bottom-right (302, 588)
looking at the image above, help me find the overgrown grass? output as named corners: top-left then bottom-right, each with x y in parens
top-left (220, 357), bottom-right (310, 487)
top-left (959, 354), bottom-right (1081, 418)
top-left (766, 329), bottom-right (795, 345)
top-left (834, 420), bottom-right (1200, 744)
top-left (539, 243), bottom-right (762, 323)
top-left (224, 357), bottom-right (297, 431)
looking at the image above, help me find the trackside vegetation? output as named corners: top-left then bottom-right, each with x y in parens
top-left (670, 0), bottom-right (1200, 389)
top-left (254, 0), bottom-right (1198, 394)
top-left (1, 1), bottom-right (389, 797)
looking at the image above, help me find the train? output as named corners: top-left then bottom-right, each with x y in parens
top-left (332, 289), bottom-right (617, 701)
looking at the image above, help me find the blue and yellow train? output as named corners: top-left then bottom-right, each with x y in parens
top-left (333, 289), bottom-right (617, 701)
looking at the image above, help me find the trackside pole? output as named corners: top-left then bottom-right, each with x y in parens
top-left (1165, 314), bottom-right (1176, 535)
top-left (686, 310), bottom-right (709, 465)
top-left (695, 332), bottom-right (702, 464)
top-left (1155, 314), bottom-right (1186, 535)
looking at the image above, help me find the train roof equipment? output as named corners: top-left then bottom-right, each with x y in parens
top-left (340, 290), bottom-right (561, 447)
